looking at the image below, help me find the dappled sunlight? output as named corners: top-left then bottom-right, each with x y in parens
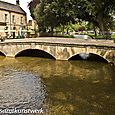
top-left (44, 74), bottom-right (115, 114)
top-left (0, 57), bottom-right (114, 114)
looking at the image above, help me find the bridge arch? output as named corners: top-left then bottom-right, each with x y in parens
top-left (0, 50), bottom-right (6, 56)
top-left (15, 49), bottom-right (56, 59)
top-left (68, 52), bottom-right (108, 63)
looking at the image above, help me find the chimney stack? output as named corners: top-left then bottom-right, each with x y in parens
top-left (16, 0), bottom-right (20, 6)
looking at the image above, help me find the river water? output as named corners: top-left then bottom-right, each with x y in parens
top-left (0, 56), bottom-right (115, 115)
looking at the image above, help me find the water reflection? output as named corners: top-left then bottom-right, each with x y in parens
top-left (0, 57), bottom-right (115, 115)
top-left (107, 64), bottom-right (115, 89)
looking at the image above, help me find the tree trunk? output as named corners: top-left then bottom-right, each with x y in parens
top-left (51, 26), bottom-right (54, 36)
top-left (97, 13), bottom-right (111, 39)
top-left (62, 25), bottom-right (65, 36)
top-left (93, 26), bottom-right (97, 37)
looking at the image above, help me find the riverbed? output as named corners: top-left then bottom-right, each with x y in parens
top-left (0, 56), bottom-right (115, 115)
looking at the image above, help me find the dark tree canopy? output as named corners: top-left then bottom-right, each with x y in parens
top-left (28, 0), bottom-right (115, 37)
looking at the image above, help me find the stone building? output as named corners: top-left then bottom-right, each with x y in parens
top-left (27, 20), bottom-right (38, 37)
top-left (0, 0), bottom-right (27, 38)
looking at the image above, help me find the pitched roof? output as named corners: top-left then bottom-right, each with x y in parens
top-left (0, 1), bottom-right (26, 15)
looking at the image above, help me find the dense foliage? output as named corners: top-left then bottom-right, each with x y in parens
top-left (28, 0), bottom-right (115, 37)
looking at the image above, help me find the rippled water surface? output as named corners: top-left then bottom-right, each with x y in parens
top-left (0, 56), bottom-right (115, 115)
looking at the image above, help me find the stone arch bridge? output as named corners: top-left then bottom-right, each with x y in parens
top-left (0, 38), bottom-right (115, 64)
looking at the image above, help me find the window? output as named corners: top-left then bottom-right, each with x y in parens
top-left (12, 15), bottom-right (15, 23)
top-left (21, 17), bottom-right (23, 24)
top-left (5, 14), bottom-right (7, 22)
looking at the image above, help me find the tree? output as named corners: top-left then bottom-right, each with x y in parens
top-left (28, 0), bottom-right (115, 38)
top-left (72, 0), bottom-right (115, 38)
top-left (28, 0), bottom-right (75, 35)
top-left (28, 0), bottom-right (40, 19)
top-left (85, 0), bottom-right (115, 38)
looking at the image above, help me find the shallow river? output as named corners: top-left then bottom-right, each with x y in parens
top-left (0, 56), bottom-right (115, 115)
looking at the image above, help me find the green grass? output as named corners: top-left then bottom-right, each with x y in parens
top-left (88, 34), bottom-right (115, 40)
top-left (111, 34), bottom-right (115, 39)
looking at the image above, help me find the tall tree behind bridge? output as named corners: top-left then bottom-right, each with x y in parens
top-left (28, 0), bottom-right (75, 35)
top-left (28, 0), bottom-right (115, 38)
top-left (85, 0), bottom-right (115, 38)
